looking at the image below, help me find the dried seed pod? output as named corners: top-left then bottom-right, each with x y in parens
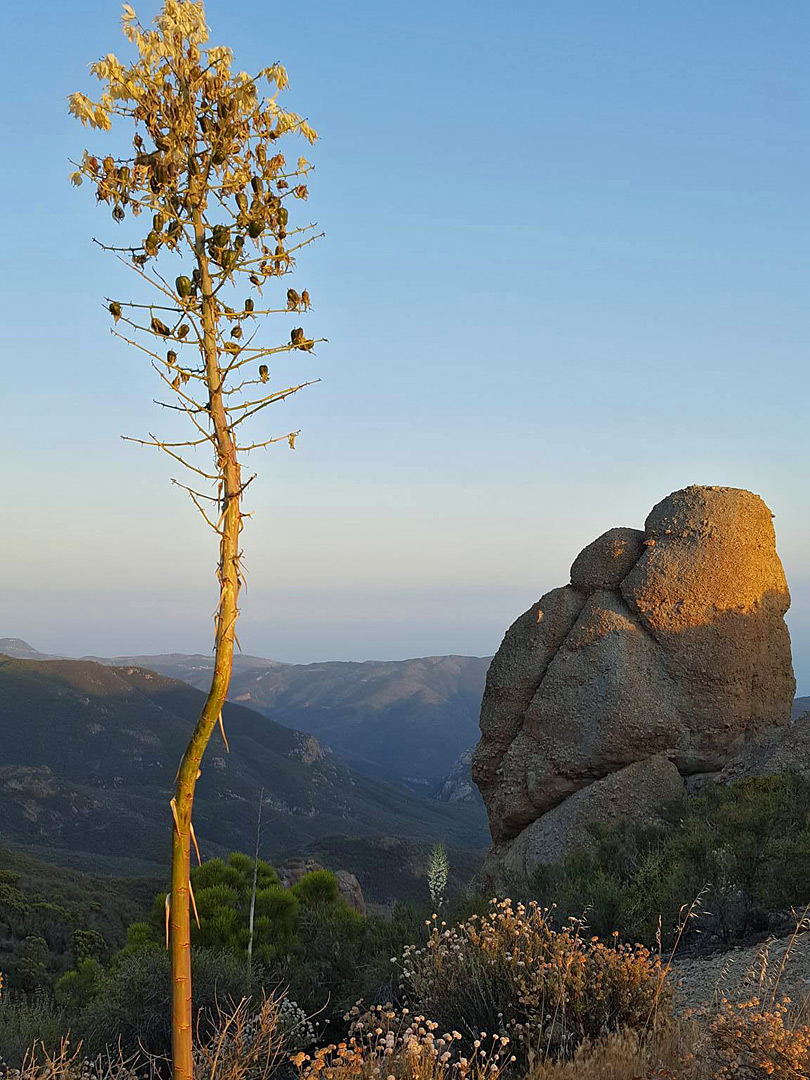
top-left (109, 301), bottom-right (122, 321)
top-left (112, 204), bottom-right (125, 222)
top-left (251, 176), bottom-right (264, 194)
top-left (244, 298), bottom-right (254, 312)
top-left (301, 290), bottom-right (311, 309)
top-left (247, 220), bottom-right (262, 239)
top-left (236, 192), bottom-right (249, 213)
top-left (259, 364), bottom-right (269, 383)
top-left (153, 213), bottom-right (165, 232)
top-left (151, 317), bottom-right (171, 336)
top-left (177, 324), bottom-right (190, 339)
top-left (230, 325), bottom-right (243, 339)
top-left (290, 327), bottom-right (304, 346)
top-left (167, 350), bottom-right (177, 365)
top-left (221, 248), bottom-right (239, 272)
top-left (286, 289), bottom-right (300, 310)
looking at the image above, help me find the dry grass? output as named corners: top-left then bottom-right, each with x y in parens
top-left (526, 1025), bottom-right (692, 1079)
top-left (0, 995), bottom-right (294, 1080)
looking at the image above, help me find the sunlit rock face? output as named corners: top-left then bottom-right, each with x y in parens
top-left (473, 485), bottom-right (796, 886)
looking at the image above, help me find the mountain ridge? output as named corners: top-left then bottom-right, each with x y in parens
top-left (0, 639), bottom-right (492, 787)
top-left (0, 652), bottom-right (489, 882)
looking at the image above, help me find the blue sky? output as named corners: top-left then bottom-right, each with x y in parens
top-left (2, 1), bottom-right (808, 689)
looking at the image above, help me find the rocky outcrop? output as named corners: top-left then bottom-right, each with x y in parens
top-left (473, 486), bottom-right (796, 884)
top-left (435, 748), bottom-right (480, 803)
top-left (484, 756), bottom-right (685, 884)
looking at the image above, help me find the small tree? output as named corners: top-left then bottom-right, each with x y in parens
top-left (69, 3), bottom-right (322, 1075)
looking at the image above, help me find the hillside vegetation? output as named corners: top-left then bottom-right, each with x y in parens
top-left (0, 654), bottom-right (488, 877)
top-left (0, 640), bottom-right (490, 788)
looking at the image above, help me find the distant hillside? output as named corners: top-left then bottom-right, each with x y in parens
top-left (0, 654), bottom-right (489, 879)
top-left (1, 640), bottom-right (491, 788)
top-left (0, 638), bottom-right (63, 660)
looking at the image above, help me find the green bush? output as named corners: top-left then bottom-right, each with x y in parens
top-left (77, 946), bottom-right (250, 1057)
top-left (54, 957), bottom-right (103, 1009)
top-left (291, 868), bottom-right (341, 908)
top-left (0, 994), bottom-right (69, 1068)
top-left (523, 773), bottom-right (810, 948)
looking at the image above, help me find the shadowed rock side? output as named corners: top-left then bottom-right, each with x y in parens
top-left (473, 485), bottom-right (796, 886)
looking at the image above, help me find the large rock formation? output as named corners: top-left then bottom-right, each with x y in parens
top-left (473, 486), bottom-right (796, 885)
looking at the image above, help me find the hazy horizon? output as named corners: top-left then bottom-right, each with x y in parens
top-left (3, 1), bottom-right (809, 692)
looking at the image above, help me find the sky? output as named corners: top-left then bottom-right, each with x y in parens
top-left (1, 1), bottom-right (809, 690)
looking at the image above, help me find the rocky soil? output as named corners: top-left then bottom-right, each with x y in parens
top-left (675, 931), bottom-right (810, 1014)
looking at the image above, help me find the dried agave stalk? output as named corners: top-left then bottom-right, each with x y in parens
top-left (69, 3), bottom-right (323, 1076)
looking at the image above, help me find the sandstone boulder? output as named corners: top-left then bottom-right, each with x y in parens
top-left (473, 485), bottom-right (795, 884)
top-left (570, 527), bottom-right (646, 595)
top-left (484, 755), bottom-right (685, 884)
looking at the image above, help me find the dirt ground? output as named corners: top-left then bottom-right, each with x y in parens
top-left (673, 930), bottom-right (810, 1015)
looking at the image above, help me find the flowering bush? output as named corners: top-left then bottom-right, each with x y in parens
top-left (293, 1004), bottom-right (512, 1080)
top-left (397, 900), bottom-right (672, 1065)
top-left (698, 997), bottom-right (810, 1079)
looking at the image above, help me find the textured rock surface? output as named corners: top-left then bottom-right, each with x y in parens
top-left (473, 486), bottom-right (796, 884)
top-left (570, 528), bottom-right (646, 595)
top-left (435, 748), bottom-right (481, 803)
top-left (484, 756), bottom-right (685, 883)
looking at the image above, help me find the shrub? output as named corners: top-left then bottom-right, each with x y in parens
top-left (293, 1009), bottom-right (512, 1080)
top-left (0, 995), bottom-right (69, 1070)
top-left (195, 995), bottom-right (314, 1080)
top-left (398, 900), bottom-right (672, 1065)
top-left (1, 993), bottom-right (308, 1080)
top-left (525, 773), bottom-right (810, 949)
top-left (77, 947), bottom-right (250, 1057)
top-left (698, 998), bottom-right (810, 1080)
top-left (290, 869), bottom-right (340, 908)
top-left (54, 958), bottom-right (103, 1010)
